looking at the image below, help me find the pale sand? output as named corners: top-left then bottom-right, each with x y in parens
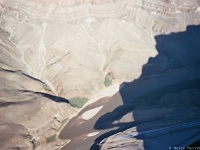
top-left (80, 84), bottom-right (120, 120)
top-left (87, 132), bottom-right (100, 137)
top-left (81, 106), bottom-right (103, 120)
top-left (88, 84), bottom-right (121, 105)
top-left (80, 84), bottom-right (121, 121)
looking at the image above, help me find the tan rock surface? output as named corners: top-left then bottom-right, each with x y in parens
top-left (0, 122), bottom-right (33, 150)
top-left (1, 0), bottom-right (199, 99)
top-left (0, 0), bottom-right (200, 149)
top-left (0, 69), bottom-right (77, 149)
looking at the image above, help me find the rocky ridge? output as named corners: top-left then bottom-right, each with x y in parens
top-left (0, 0), bottom-right (200, 149)
top-left (1, 0), bottom-right (200, 99)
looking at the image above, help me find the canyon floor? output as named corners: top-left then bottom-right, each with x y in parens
top-left (0, 0), bottom-right (200, 150)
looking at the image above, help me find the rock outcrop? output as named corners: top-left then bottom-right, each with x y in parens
top-left (0, 0), bottom-right (200, 149)
top-left (2, 0), bottom-right (200, 99)
top-left (0, 122), bottom-right (33, 150)
top-left (0, 68), bottom-right (77, 149)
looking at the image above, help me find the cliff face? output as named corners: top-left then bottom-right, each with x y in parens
top-left (128, 0), bottom-right (200, 33)
top-left (0, 0), bottom-right (156, 99)
top-left (0, 69), bottom-right (77, 150)
top-left (1, 0), bottom-right (199, 99)
top-left (0, 0), bottom-right (199, 149)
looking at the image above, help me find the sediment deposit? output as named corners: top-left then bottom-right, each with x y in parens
top-left (0, 0), bottom-right (200, 149)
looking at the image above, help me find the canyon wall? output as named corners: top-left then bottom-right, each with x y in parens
top-left (1, 0), bottom-right (199, 99)
top-left (0, 0), bottom-right (199, 149)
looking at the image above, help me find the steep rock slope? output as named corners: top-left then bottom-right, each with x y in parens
top-left (1, 0), bottom-right (200, 99)
top-left (0, 0), bottom-right (200, 149)
top-left (0, 69), bottom-right (77, 149)
top-left (1, 0), bottom-right (200, 98)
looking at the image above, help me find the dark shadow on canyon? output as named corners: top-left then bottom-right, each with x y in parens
top-left (19, 90), bottom-right (70, 103)
top-left (36, 92), bottom-right (70, 103)
top-left (91, 25), bottom-right (200, 150)
top-left (0, 91), bottom-right (69, 108)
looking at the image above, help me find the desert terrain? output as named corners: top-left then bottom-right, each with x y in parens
top-left (0, 0), bottom-right (200, 150)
